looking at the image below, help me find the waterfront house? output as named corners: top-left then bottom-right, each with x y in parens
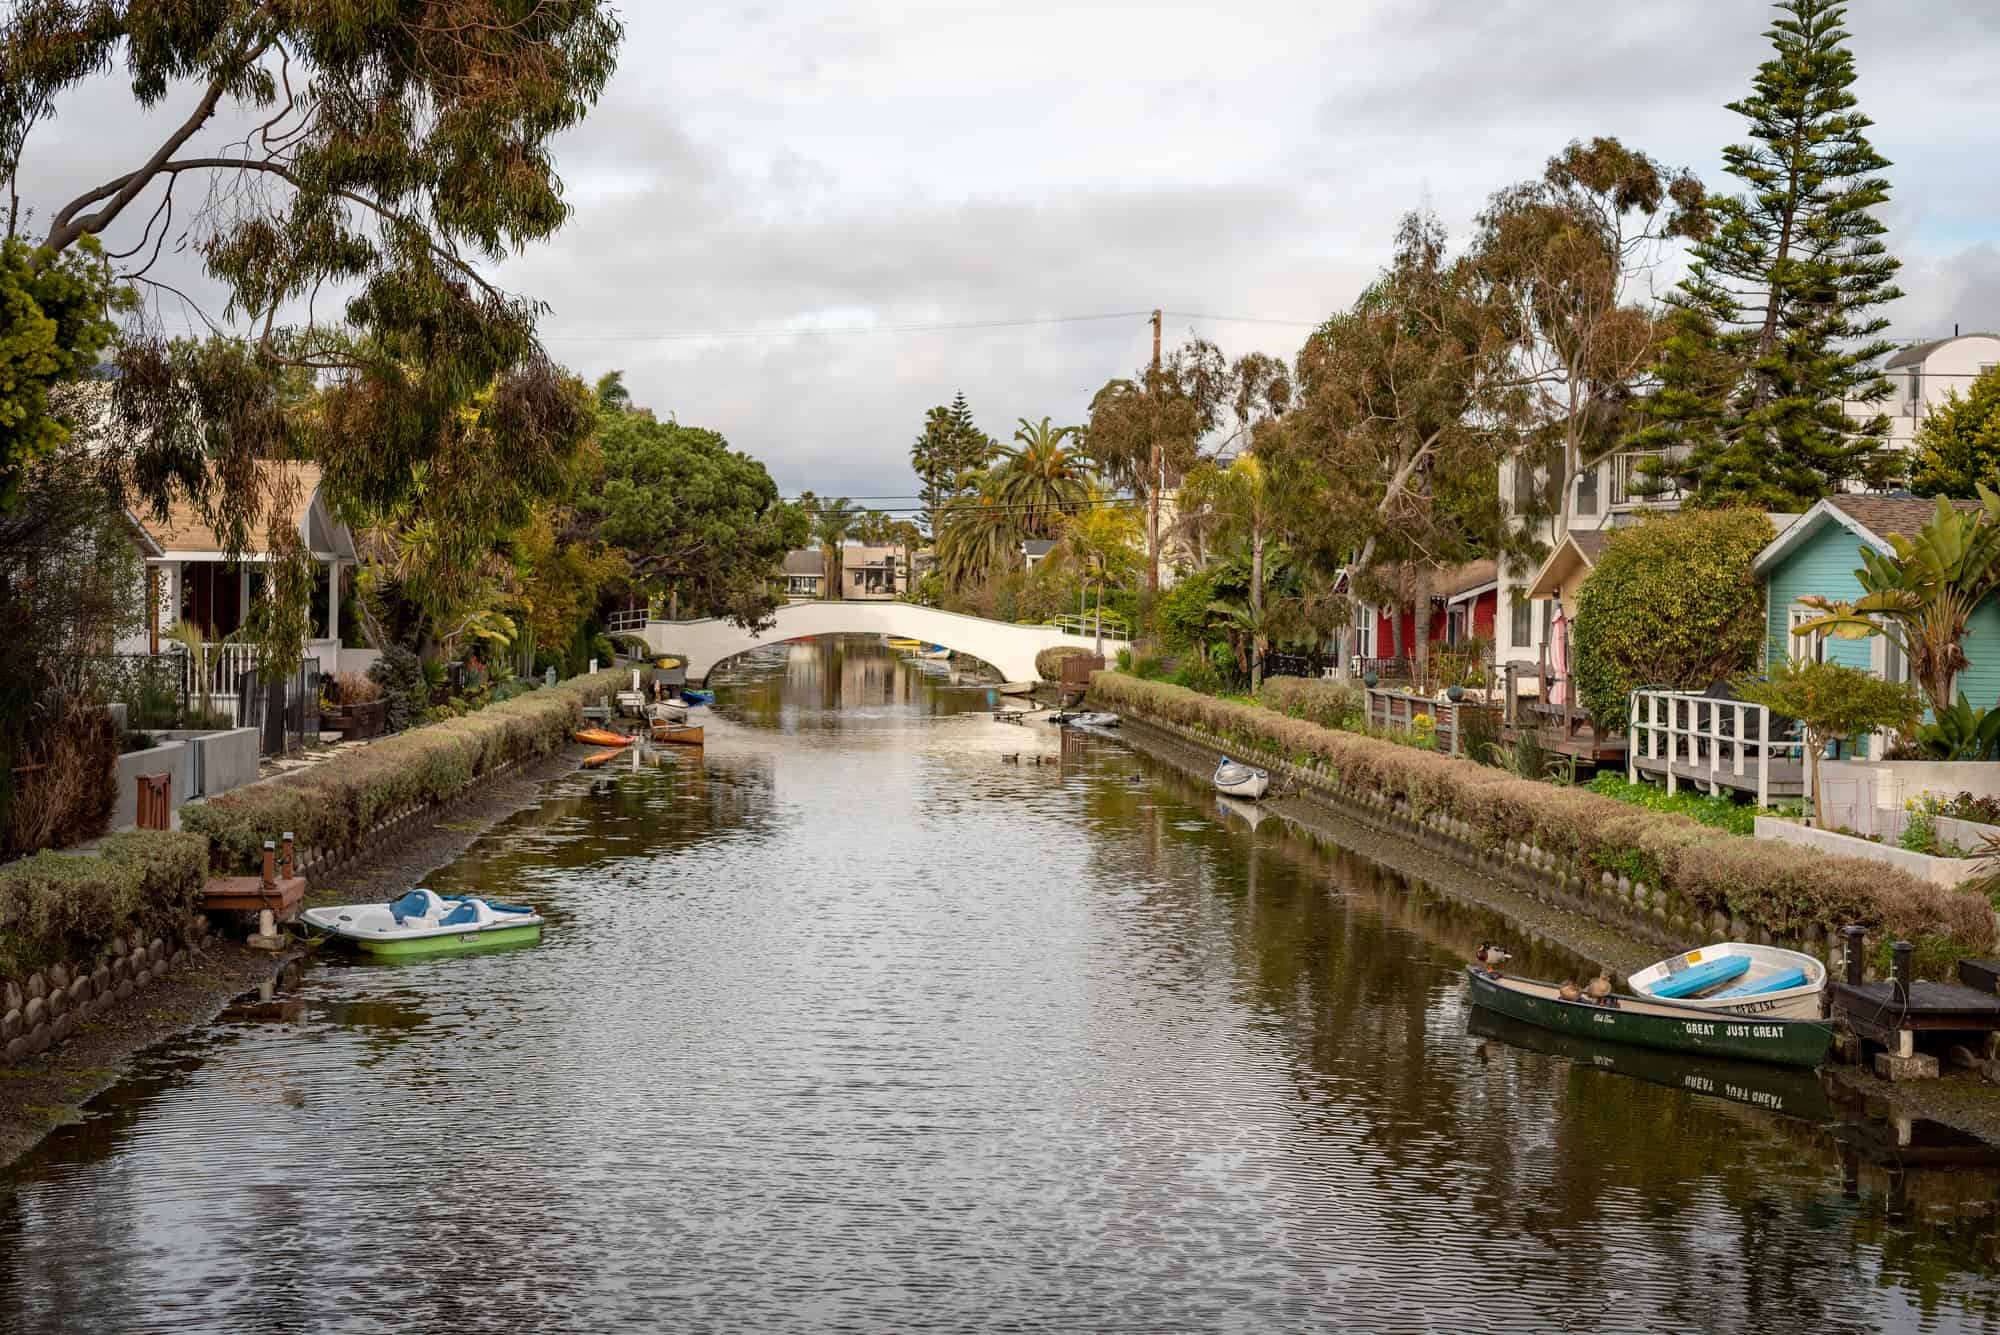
top-left (1350, 559), bottom-right (1498, 671)
top-left (1021, 539), bottom-right (1056, 573)
top-left (1861, 330), bottom-right (2000, 454)
top-left (781, 550), bottom-right (825, 599)
top-left (1751, 493), bottom-right (1999, 700)
top-left (116, 462), bottom-right (361, 720)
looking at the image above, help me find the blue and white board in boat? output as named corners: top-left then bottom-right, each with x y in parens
top-left (1626, 943), bottom-right (1827, 1020)
top-left (302, 889), bottom-right (544, 956)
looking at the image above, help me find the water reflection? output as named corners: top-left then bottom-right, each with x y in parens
top-left (0, 636), bottom-right (1995, 1332)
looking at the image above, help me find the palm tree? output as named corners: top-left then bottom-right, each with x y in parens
top-left (935, 491), bottom-right (1022, 592)
top-left (808, 496), bottom-right (857, 600)
top-left (1177, 453), bottom-right (1288, 689)
top-left (992, 416), bottom-right (1091, 538)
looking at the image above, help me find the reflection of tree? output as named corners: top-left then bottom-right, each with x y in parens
top-left (1073, 753), bottom-right (2000, 1326)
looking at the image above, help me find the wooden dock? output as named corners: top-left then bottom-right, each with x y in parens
top-left (1830, 937), bottom-right (2000, 1078)
top-left (1630, 754), bottom-right (1808, 798)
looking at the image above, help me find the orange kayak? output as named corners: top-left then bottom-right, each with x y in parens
top-left (575, 727), bottom-right (634, 747)
top-left (579, 746), bottom-right (625, 769)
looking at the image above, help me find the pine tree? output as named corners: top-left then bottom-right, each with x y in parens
top-left (1631, 0), bottom-right (1901, 510)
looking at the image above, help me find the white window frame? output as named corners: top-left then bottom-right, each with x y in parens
top-left (1788, 604), bottom-right (1826, 663)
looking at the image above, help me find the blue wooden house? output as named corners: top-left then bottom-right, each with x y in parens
top-left (1751, 494), bottom-right (2000, 708)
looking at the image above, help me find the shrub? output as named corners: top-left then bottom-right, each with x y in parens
top-left (181, 666), bottom-right (627, 874)
top-left (368, 646), bottom-right (427, 733)
top-left (1259, 677), bottom-right (1363, 731)
top-left (1570, 508), bottom-right (1774, 732)
top-left (0, 829), bottom-right (207, 975)
top-left (4, 697), bottom-right (117, 855)
top-left (1087, 673), bottom-right (1997, 973)
top-left (332, 671), bottom-right (384, 705)
top-left (1035, 645), bottom-right (1096, 682)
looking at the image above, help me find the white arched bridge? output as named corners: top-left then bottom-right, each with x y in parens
top-left (637, 602), bottom-right (1129, 683)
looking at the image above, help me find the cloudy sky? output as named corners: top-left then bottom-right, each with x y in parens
top-left (25, 1), bottom-right (2000, 501)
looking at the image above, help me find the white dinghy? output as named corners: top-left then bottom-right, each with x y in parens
top-left (1068, 712), bottom-right (1121, 728)
top-left (1626, 942), bottom-right (1827, 1020)
top-left (1213, 756), bottom-right (1270, 800)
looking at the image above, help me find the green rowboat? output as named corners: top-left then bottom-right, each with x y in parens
top-left (1464, 965), bottom-right (1834, 1069)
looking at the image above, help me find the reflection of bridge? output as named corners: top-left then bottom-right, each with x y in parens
top-left (639, 602), bottom-right (1129, 683)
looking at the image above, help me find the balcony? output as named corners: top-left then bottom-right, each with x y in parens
top-left (1608, 450), bottom-right (1686, 509)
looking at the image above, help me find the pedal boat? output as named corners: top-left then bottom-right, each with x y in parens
top-left (302, 889), bottom-right (544, 956)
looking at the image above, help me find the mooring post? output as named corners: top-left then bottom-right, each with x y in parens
top-left (1842, 924), bottom-right (1867, 985)
top-left (1891, 941), bottom-right (1914, 997)
top-left (280, 830), bottom-right (295, 880)
top-left (260, 840), bottom-right (276, 891)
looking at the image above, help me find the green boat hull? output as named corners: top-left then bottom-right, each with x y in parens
top-left (346, 923), bottom-right (543, 957)
top-left (1465, 966), bottom-right (1833, 1069)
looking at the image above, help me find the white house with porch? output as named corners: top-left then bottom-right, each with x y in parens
top-left (117, 462), bottom-right (362, 721)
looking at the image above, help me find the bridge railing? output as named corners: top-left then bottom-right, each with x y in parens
top-left (1051, 611), bottom-right (1130, 642)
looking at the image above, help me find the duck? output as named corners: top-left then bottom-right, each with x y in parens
top-left (1002, 753), bottom-right (1020, 764)
top-left (1558, 980), bottom-right (1582, 1003)
top-left (1475, 942), bottom-right (1512, 976)
top-left (1585, 967), bottom-right (1615, 1005)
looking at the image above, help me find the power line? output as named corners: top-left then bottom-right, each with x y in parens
top-left (540, 310), bottom-right (1155, 343)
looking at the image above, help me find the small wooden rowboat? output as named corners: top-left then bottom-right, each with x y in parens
top-left (1464, 965), bottom-right (1833, 1068)
top-left (575, 727), bottom-right (634, 747)
top-left (651, 721), bottom-right (705, 746)
top-left (1626, 942), bottom-right (1827, 1020)
top-left (1214, 757), bottom-right (1270, 799)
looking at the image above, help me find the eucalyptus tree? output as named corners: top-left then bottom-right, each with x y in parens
top-left (1474, 137), bottom-right (1704, 544)
top-left (1283, 212), bottom-right (1513, 681)
top-left (0, 0), bottom-right (622, 666)
top-left (1177, 450), bottom-right (1293, 690)
top-left (1629, 0), bottom-right (1901, 508)
top-left (1086, 337), bottom-right (1228, 592)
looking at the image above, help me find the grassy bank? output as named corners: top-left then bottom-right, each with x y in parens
top-left (182, 666), bottom-right (630, 874)
top-left (1089, 672), bottom-right (1997, 975)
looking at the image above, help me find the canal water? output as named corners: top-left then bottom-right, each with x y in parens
top-left (2, 636), bottom-right (1996, 1332)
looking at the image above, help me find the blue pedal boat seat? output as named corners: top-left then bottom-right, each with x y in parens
top-left (1643, 954), bottom-right (1751, 999)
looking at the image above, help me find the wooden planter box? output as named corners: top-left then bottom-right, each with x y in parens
top-left (321, 698), bottom-right (387, 740)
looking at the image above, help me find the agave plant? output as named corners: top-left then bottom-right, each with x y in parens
top-left (1794, 488), bottom-right (2000, 715)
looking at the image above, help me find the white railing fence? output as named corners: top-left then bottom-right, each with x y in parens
top-left (1052, 611), bottom-right (1130, 642)
top-left (178, 642), bottom-right (263, 726)
top-left (1626, 689), bottom-right (1809, 810)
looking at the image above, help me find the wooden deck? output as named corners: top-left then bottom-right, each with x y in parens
top-left (1630, 753), bottom-right (1808, 798)
top-left (1832, 978), bottom-right (2000, 1051)
top-left (201, 874), bottom-right (305, 919)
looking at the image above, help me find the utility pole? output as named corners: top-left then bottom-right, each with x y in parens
top-left (1148, 308), bottom-right (1162, 594)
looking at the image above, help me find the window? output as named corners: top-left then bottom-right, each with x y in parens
top-left (1788, 604), bottom-right (1825, 662)
top-left (1575, 465), bottom-right (1598, 517)
top-left (1510, 458), bottom-right (1532, 512)
top-left (1906, 367), bottom-right (1923, 416)
top-left (1511, 593), bottom-right (1532, 649)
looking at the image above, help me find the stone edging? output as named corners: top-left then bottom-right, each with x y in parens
top-left (1, 918), bottom-right (217, 1064)
top-left (1120, 710), bottom-right (1845, 973)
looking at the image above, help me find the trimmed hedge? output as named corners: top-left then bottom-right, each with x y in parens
top-left (0, 830), bottom-right (208, 975)
top-left (181, 667), bottom-right (629, 874)
top-left (1090, 673), bottom-right (1997, 972)
top-left (1036, 645), bottom-right (1096, 682)
top-left (1258, 677), bottom-right (1364, 732)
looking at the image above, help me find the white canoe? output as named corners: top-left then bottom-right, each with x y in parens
top-left (1214, 757), bottom-right (1269, 800)
top-left (1626, 942), bottom-right (1827, 1020)
top-left (645, 701), bottom-right (689, 724)
top-left (995, 681), bottom-right (1036, 696)
top-left (1069, 712), bottom-right (1120, 728)
top-left (302, 889), bottom-right (543, 956)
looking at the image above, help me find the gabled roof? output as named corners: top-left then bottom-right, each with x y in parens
top-left (129, 462), bottom-right (354, 561)
top-left (1752, 493), bottom-right (1977, 574)
top-left (1021, 539), bottom-right (1057, 558)
top-left (1524, 531), bottom-right (1606, 602)
top-left (1885, 332), bottom-right (2000, 369)
top-left (1437, 558), bottom-right (1497, 603)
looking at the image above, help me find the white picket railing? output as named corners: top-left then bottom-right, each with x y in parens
top-left (1051, 611), bottom-right (1130, 642)
top-left (1626, 688), bottom-right (1809, 809)
top-left (180, 643), bottom-right (262, 726)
